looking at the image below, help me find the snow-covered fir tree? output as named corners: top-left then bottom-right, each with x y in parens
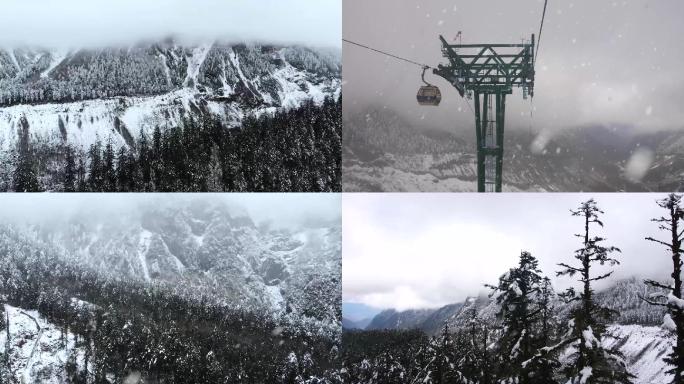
top-left (487, 251), bottom-right (559, 384)
top-left (556, 199), bottom-right (634, 383)
top-left (643, 193), bottom-right (684, 384)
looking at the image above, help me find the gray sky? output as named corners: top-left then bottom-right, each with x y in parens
top-left (343, 193), bottom-right (675, 311)
top-left (343, 0), bottom-right (684, 134)
top-left (0, 0), bottom-right (341, 49)
top-left (0, 193), bottom-right (341, 229)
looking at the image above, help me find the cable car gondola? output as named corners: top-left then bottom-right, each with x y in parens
top-left (416, 66), bottom-right (441, 106)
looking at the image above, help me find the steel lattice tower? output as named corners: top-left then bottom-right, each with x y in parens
top-left (433, 35), bottom-right (535, 192)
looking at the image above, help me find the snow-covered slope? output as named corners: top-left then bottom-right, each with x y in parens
top-left (343, 108), bottom-right (684, 192)
top-left (0, 42), bottom-right (341, 152)
top-left (0, 304), bottom-right (87, 383)
top-left (603, 324), bottom-right (673, 384)
top-left (361, 278), bottom-right (675, 382)
top-left (25, 199), bottom-right (341, 325)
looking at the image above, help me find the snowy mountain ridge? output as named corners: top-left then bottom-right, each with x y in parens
top-left (10, 198), bottom-right (341, 328)
top-left (0, 42), bottom-right (341, 152)
top-left (356, 277), bottom-right (674, 383)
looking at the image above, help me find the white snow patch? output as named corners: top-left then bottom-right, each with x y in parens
top-left (578, 366), bottom-right (592, 384)
top-left (184, 44), bottom-right (212, 88)
top-left (266, 285), bottom-right (284, 312)
top-left (41, 50), bottom-right (68, 78)
top-left (138, 229), bottom-right (153, 281)
top-left (582, 326), bottom-right (598, 348)
top-left (159, 53), bottom-right (172, 86)
top-left (668, 292), bottom-right (684, 310)
top-left (192, 234), bottom-right (205, 247)
top-left (663, 313), bottom-right (677, 332)
top-left (160, 240), bottom-right (186, 274)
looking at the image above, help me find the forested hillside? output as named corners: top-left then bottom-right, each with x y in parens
top-left (0, 42), bottom-right (342, 192)
top-left (0, 197), bottom-right (342, 383)
top-left (3, 96), bottom-right (341, 192)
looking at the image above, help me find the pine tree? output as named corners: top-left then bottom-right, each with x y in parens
top-left (207, 145), bottom-right (224, 192)
top-left (12, 117), bottom-right (40, 192)
top-left (138, 129), bottom-right (152, 191)
top-left (419, 324), bottom-right (462, 384)
top-left (116, 147), bottom-right (130, 191)
top-left (87, 140), bottom-right (103, 191)
top-left (556, 199), bottom-right (633, 383)
top-left (642, 193), bottom-right (684, 383)
top-left (76, 156), bottom-right (87, 192)
top-left (524, 277), bottom-right (561, 384)
top-left (63, 144), bottom-right (76, 192)
top-left (487, 251), bottom-right (547, 383)
top-left (102, 139), bottom-right (116, 192)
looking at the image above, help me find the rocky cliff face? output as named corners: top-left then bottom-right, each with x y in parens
top-left (0, 42), bottom-right (341, 152)
top-left (21, 198), bottom-right (341, 325)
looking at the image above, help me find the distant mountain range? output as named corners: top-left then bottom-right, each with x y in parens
top-left (343, 107), bottom-right (684, 192)
top-left (348, 277), bottom-right (665, 335)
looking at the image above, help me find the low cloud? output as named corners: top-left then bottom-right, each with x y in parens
top-left (343, 193), bottom-right (674, 311)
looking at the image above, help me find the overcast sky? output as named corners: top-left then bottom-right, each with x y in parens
top-left (0, 0), bottom-right (341, 49)
top-left (343, 0), bottom-right (684, 134)
top-left (343, 193), bottom-right (676, 312)
top-left (0, 193), bottom-right (341, 229)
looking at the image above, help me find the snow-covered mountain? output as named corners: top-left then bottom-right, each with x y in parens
top-left (359, 278), bottom-right (674, 383)
top-left (343, 108), bottom-right (684, 192)
top-left (362, 277), bottom-right (666, 334)
top-left (0, 42), bottom-right (341, 152)
top-left (0, 197), bottom-right (342, 382)
top-left (15, 198), bottom-right (341, 327)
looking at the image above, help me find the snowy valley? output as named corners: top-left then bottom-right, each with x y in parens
top-left (0, 196), bottom-right (342, 382)
top-left (343, 108), bottom-right (684, 192)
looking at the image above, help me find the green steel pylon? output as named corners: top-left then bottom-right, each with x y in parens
top-left (433, 34), bottom-right (535, 192)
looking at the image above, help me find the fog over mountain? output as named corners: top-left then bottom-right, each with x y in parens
top-left (344, 0), bottom-right (684, 133)
top-left (0, 0), bottom-right (341, 49)
top-left (343, 193), bottom-right (673, 311)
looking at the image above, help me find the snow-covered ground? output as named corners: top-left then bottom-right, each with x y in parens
top-left (557, 323), bottom-right (674, 384)
top-left (604, 324), bottom-right (673, 384)
top-left (342, 162), bottom-right (538, 192)
top-left (0, 304), bottom-right (87, 383)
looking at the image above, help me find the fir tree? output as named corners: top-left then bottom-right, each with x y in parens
top-left (12, 117), bottom-right (40, 192)
top-left (487, 251), bottom-right (546, 384)
top-left (63, 144), bottom-right (76, 192)
top-left (76, 156), bottom-right (87, 192)
top-left (642, 193), bottom-right (684, 384)
top-left (556, 199), bottom-right (633, 383)
top-left (102, 139), bottom-right (116, 192)
top-left (419, 324), bottom-right (462, 384)
top-left (87, 140), bottom-right (103, 191)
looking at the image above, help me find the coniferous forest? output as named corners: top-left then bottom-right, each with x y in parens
top-left (3, 96), bottom-right (341, 192)
top-left (340, 195), bottom-right (684, 384)
top-left (0, 196), bottom-right (342, 383)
